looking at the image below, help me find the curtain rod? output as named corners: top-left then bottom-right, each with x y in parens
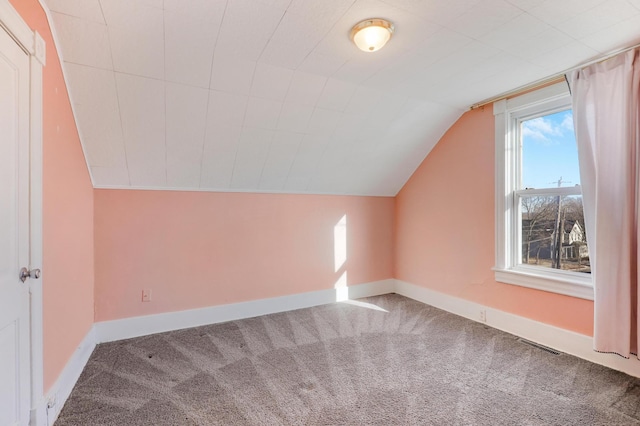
top-left (469, 41), bottom-right (640, 110)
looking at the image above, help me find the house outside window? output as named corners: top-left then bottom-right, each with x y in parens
top-left (493, 82), bottom-right (593, 300)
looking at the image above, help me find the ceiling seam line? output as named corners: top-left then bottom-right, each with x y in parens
top-left (258, 63), bottom-right (298, 190)
top-left (280, 131), bottom-right (306, 191)
top-left (62, 61), bottom-right (214, 92)
top-left (163, 8), bottom-right (168, 186)
top-left (284, 0), bottom-right (358, 71)
top-left (277, 63), bottom-right (338, 191)
top-left (226, 75), bottom-right (256, 188)
top-left (304, 99), bottom-right (344, 192)
top-left (255, 6), bottom-right (288, 64)
top-left (99, 0), bottom-right (132, 186)
top-left (230, 21), bottom-right (268, 188)
top-left (112, 68), bottom-right (132, 186)
top-left (281, 75), bottom-right (332, 189)
top-left (254, 130), bottom-right (277, 191)
top-left (198, 0), bottom-right (230, 188)
top-left (205, 0), bottom-right (228, 91)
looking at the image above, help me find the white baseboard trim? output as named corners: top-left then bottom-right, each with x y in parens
top-left (43, 326), bottom-right (96, 426)
top-left (394, 279), bottom-right (640, 379)
top-left (94, 279), bottom-right (395, 343)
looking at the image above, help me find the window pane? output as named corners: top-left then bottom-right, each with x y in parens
top-left (520, 195), bottom-right (590, 274)
top-left (521, 110), bottom-right (580, 189)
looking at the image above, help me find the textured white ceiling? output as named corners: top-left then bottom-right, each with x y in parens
top-left (44, 0), bottom-right (640, 196)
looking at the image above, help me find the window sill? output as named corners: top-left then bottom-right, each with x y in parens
top-left (494, 267), bottom-right (594, 300)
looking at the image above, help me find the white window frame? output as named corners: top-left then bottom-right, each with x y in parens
top-left (494, 82), bottom-right (593, 300)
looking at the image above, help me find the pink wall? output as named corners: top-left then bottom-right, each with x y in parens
top-left (395, 107), bottom-right (594, 336)
top-left (9, 0), bottom-right (95, 391)
top-left (94, 190), bottom-right (394, 321)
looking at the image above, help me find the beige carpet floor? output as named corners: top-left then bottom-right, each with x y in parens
top-left (56, 294), bottom-right (640, 425)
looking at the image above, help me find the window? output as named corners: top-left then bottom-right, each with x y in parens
top-left (494, 82), bottom-right (593, 300)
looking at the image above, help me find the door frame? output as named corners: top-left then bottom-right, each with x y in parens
top-left (0, 0), bottom-right (45, 424)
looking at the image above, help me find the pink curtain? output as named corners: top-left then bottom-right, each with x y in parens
top-left (567, 48), bottom-right (640, 358)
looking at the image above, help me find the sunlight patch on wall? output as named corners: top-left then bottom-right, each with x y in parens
top-left (334, 214), bottom-right (348, 301)
top-left (334, 214), bottom-right (347, 272)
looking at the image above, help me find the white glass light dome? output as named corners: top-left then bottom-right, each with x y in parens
top-left (350, 19), bottom-right (394, 53)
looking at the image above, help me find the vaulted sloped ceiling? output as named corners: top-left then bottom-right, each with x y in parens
top-left (44, 0), bottom-right (640, 196)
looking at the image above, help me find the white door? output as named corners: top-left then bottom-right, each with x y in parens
top-left (0, 24), bottom-right (32, 426)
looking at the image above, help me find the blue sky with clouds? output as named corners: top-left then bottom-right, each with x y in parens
top-left (521, 109), bottom-right (580, 189)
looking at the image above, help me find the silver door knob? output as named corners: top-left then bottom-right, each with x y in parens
top-left (19, 267), bottom-right (41, 283)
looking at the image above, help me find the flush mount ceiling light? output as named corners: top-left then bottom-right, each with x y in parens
top-left (350, 18), bottom-right (394, 52)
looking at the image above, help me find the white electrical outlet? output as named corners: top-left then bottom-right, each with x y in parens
top-left (479, 309), bottom-right (487, 323)
top-left (142, 289), bottom-right (152, 302)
